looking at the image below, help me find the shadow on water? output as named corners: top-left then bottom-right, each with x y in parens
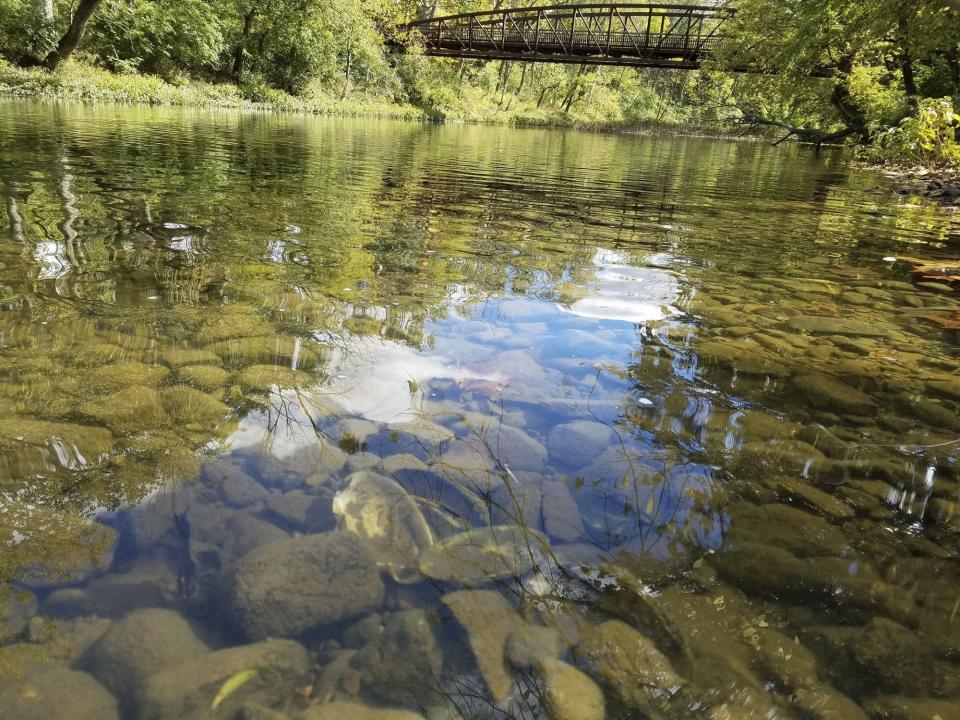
top-left (0, 99), bottom-right (959, 719)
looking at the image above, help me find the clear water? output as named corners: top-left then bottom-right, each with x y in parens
top-left (0, 100), bottom-right (958, 720)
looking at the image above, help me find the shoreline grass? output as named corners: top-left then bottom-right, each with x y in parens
top-left (0, 60), bottom-right (427, 120)
top-left (0, 59), bottom-right (757, 140)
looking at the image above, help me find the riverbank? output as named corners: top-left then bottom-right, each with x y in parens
top-left (0, 59), bottom-right (742, 136)
top-left (0, 60), bottom-right (425, 120)
top-left (856, 162), bottom-right (960, 206)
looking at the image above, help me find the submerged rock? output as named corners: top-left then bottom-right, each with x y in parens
top-left (1, 591), bottom-right (37, 642)
top-left (203, 460), bottom-right (268, 508)
top-left (492, 475), bottom-right (584, 543)
top-left (238, 364), bottom-right (312, 390)
top-left (40, 557), bottom-right (172, 619)
top-left (161, 348), bottom-right (222, 368)
top-left (300, 702), bottom-right (425, 720)
top-left (230, 531), bottom-right (384, 640)
top-left (454, 421), bottom-right (548, 472)
top-left (791, 373), bottom-right (877, 414)
top-left (771, 478), bottom-right (855, 520)
top-left (442, 589), bottom-right (524, 703)
top-left (863, 695), bottom-right (960, 720)
top-left (351, 609), bottom-right (443, 708)
top-left (0, 665), bottom-right (120, 720)
top-left (141, 639), bottom-right (310, 720)
top-left (333, 471), bottom-right (434, 583)
top-left (389, 416), bottom-right (455, 445)
top-left (99, 362), bottom-right (170, 388)
top-left (0, 417), bottom-right (113, 462)
top-left (505, 624), bottom-right (565, 669)
top-left (205, 335), bottom-right (318, 370)
top-left (80, 608), bottom-right (208, 710)
top-left (223, 512), bottom-right (289, 561)
top-left (419, 525), bottom-right (548, 585)
top-left (751, 626), bottom-right (819, 691)
top-left (696, 339), bottom-right (791, 377)
top-left (547, 421), bottom-right (616, 469)
top-left (725, 502), bottom-right (851, 559)
top-left (19, 520), bottom-right (117, 590)
top-left (852, 618), bottom-right (935, 694)
top-left (788, 316), bottom-right (888, 337)
top-left (159, 386), bottom-right (230, 430)
top-left (538, 657), bottom-right (605, 720)
top-left (177, 364), bottom-right (230, 391)
top-left (80, 386), bottom-right (169, 433)
top-left (262, 489), bottom-right (335, 533)
top-left (793, 683), bottom-right (869, 720)
top-left (578, 619), bottom-right (682, 716)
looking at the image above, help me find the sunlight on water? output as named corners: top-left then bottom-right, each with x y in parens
top-left (0, 100), bottom-right (958, 720)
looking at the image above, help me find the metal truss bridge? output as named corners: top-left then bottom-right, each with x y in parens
top-left (403, 3), bottom-right (735, 69)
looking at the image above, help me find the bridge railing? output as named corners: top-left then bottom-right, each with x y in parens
top-left (406, 3), bottom-right (735, 66)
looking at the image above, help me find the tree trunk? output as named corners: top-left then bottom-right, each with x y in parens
top-left (898, 18), bottom-right (919, 109)
top-left (43, 0), bottom-right (101, 71)
top-left (901, 53), bottom-right (918, 106)
top-left (517, 63), bottom-right (528, 96)
top-left (497, 62), bottom-right (513, 108)
top-left (829, 57), bottom-right (868, 141)
top-left (419, 0), bottom-right (439, 21)
top-left (946, 47), bottom-right (960, 98)
top-left (341, 48), bottom-right (353, 100)
top-left (39, 0), bottom-right (54, 23)
top-left (562, 65), bottom-right (587, 112)
top-left (231, 4), bottom-right (259, 82)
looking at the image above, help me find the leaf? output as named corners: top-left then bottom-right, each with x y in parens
top-left (211, 668), bottom-right (260, 710)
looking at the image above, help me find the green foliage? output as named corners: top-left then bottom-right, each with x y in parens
top-left (0, 58), bottom-right (423, 118)
top-left (0, 0), bottom-right (57, 62)
top-left (848, 66), bottom-right (909, 129)
top-left (89, 0), bottom-right (224, 78)
top-left (0, 0), bottom-right (955, 161)
top-left (872, 97), bottom-right (960, 165)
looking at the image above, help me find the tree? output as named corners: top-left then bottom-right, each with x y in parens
top-left (713, 0), bottom-right (960, 146)
top-left (43, 0), bottom-right (101, 70)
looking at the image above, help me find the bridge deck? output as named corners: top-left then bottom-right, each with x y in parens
top-left (405, 3), bottom-right (734, 69)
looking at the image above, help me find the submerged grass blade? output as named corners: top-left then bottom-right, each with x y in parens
top-left (211, 667), bottom-right (261, 710)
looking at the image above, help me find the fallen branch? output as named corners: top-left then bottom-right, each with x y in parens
top-left (738, 111), bottom-right (860, 150)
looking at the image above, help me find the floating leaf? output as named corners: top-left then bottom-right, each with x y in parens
top-left (211, 668), bottom-right (260, 710)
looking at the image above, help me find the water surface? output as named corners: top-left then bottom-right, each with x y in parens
top-left (1, 100), bottom-right (959, 720)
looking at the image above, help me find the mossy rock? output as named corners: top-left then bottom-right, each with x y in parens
top-left (195, 310), bottom-right (274, 344)
top-left (238, 364), bottom-right (312, 390)
top-left (98, 362), bottom-right (170, 388)
top-left (205, 336), bottom-right (318, 370)
top-left (129, 430), bottom-right (203, 481)
top-left (697, 339), bottom-right (791, 377)
top-left (0, 417), bottom-right (113, 459)
top-left (788, 316), bottom-right (889, 337)
top-left (75, 343), bottom-right (133, 366)
top-left (0, 665), bottom-right (120, 720)
top-left (791, 373), bottom-right (877, 414)
top-left (80, 387), bottom-right (170, 434)
top-left (177, 365), bottom-right (231, 391)
top-left (160, 386), bottom-right (230, 431)
top-left (161, 348), bottom-right (222, 368)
